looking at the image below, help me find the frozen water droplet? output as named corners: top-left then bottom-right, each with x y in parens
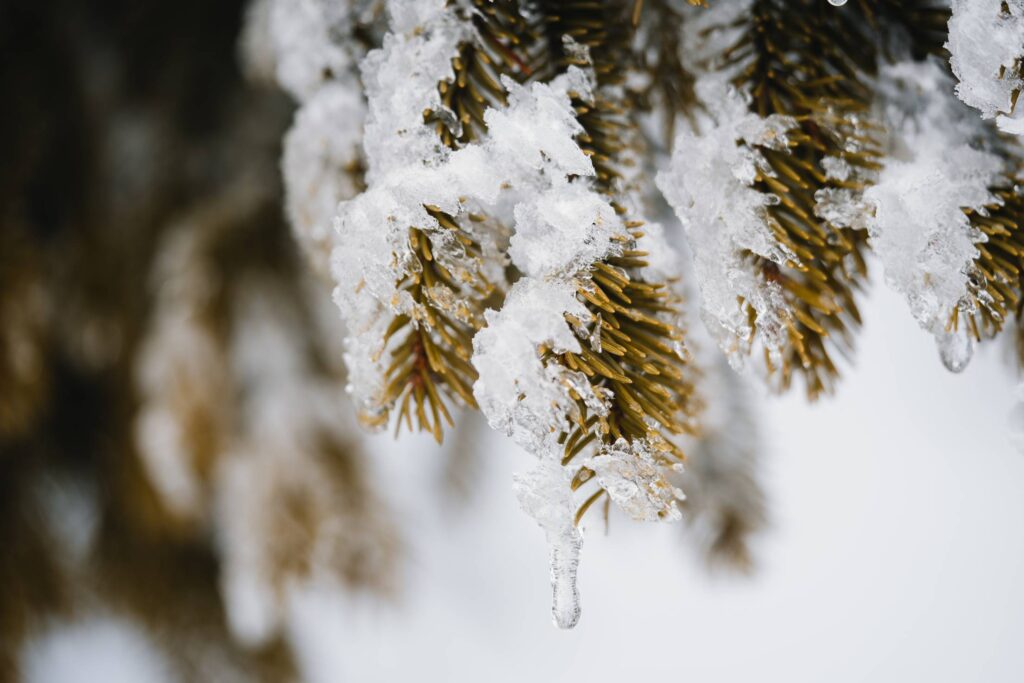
top-left (549, 534), bottom-right (582, 629)
top-left (828, 0), bottom-right (847, 6)
top-left (936, 329), bottom-right (974, 373)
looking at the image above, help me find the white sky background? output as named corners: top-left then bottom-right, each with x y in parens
top-left (294, 269), bottom-right (1024, 683)
top-left (22, 269), bottom-right (1024, 682)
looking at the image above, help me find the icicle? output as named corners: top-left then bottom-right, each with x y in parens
top-left (549, 532), bottom-right (582, 629)
top-left (513, 460), bottom-right (583, 629)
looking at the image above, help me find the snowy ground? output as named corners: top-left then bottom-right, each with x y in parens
top-left (24, 272), bottom-right (1024, 682)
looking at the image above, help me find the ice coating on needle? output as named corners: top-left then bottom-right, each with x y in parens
top-left (947, 0), bottom-right (1024, 130)
top-left (656, 77), bottom-right (797, 366)
top-left (865, 60), bottom-right (1004, 362)
top-left (582, 438), bottom-right (684, 523)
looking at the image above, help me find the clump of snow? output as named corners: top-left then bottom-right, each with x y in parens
top-left (485, 70), bottom-right (595, 177)
top-left (656, 76), bottom-right (797, 368)
top-left (865, 59), bottom-right (1005, 364)
top-left (329, 1), bottom-right (471, 422)
top-left (948, 0), bottom-right (1024, 129)
top-left (259, 0), bottom-right (371, 279)
top-left (472, 279), bottom-right (593, 453)
top-left (865, 151), bottom-right (995, 332)
top-left (509, 184), bottom-right (623, 278)
top-left (359, 0), bottom-right (470, 182)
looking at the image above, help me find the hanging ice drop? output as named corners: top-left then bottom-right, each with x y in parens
top-left (936, 328), bottom-right (974, 373)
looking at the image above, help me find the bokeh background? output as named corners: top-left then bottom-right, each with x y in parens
top-left (3, 2), bottom-right (1024, 682)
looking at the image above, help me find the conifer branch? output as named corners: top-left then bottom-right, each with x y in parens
top-left (538, 0), bottom-right (697, 521)
top-left (668, 0), bottom-right (884, 397)
top-left (376, 1), bottom-right (538, 442)
top-left (0, 225), bottom-right (49, 441)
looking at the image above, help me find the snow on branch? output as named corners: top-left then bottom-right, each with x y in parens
top-left (657, 77), bottom-right (799, 369)
top-left (865, 59), bottom-right (1008, 371)
top-left (948, 0), bottom-right (1024, 133)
